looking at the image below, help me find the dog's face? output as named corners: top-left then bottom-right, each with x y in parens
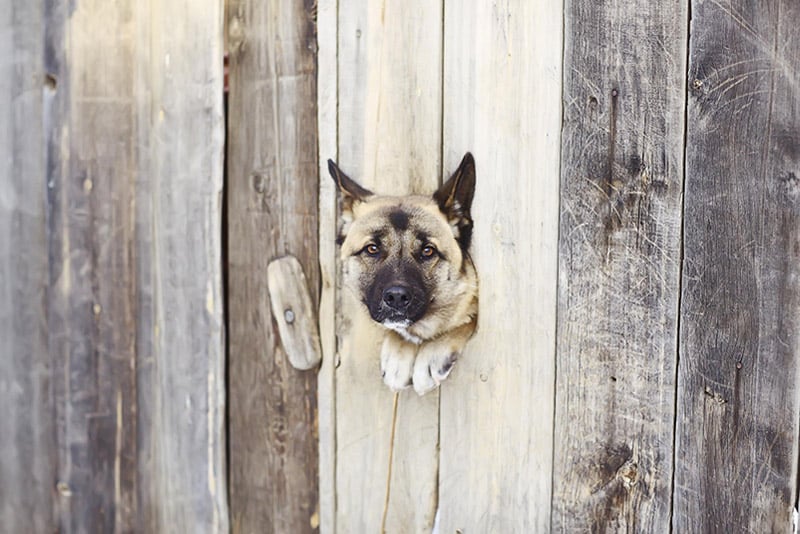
top-left (329, 154), bottom-right (477, 343)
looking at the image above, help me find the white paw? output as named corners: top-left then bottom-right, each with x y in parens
top-left (380, 335), bottom-right (417, 391)
top-left (412, 346), bottom-right (459, 396)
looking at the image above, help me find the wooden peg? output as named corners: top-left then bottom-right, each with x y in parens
top-left (267, 255), bottom-right (322, 370)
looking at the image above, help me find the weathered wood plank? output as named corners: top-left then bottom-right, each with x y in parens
top-left (552, 1), bottom-right (688, 531)
top-left (317, 0), bottom-right (338, 530)
top-left (45, 2), bottom-right (140, 530)
top-left (226, 0), bottom-right (319, 531)
top-left (267, 256), bottom-right (322, 371)
top-left (133, 1), bottom-right (228, 530)
top-left (438, 1), bottom-right (562, 531)
top-left (673, 1), bottom-right (800, 531)
top-left (335, 1), bottom-right (442, 531)
top-left (0, 2), bottom-right (55, 532)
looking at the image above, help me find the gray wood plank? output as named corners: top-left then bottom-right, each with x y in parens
top-left (133, 2), bottom-right (228, 530)
top-left (0, 2), bottom-right (55, 532)
top-left (438, 1), bottom-right (563, 531)
top-left (226, 0), bottom-right (319, 532)
top-left (44, 1), bottom-right (140, 530)
top-left (41, 1), bottom-right (228, 531)
top-left (552, 0), bottom-right (688, 531)
top-left (673, 1), bottom-right (800, 531)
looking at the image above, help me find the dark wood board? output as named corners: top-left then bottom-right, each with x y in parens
top-left (0, 1), bottom-right (56, 531)
top-left (226, 0), bottom-right (320, 532)
top-left (553, 0), bottom-right (688, 530)
top-left (673, 1), bottom-right (800, 531)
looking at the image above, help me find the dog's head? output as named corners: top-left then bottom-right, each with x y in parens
top-left (329, 153), bottom-right (477, 343)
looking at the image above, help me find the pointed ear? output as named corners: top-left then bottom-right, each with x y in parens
top-left (327, 159), bottom-right (373, 214)
top-left (434, 152), bottom-right (476, 250)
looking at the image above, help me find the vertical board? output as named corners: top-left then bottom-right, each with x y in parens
top-left (439, 1), bottom-right (562, 531)
top-left (226, 0), bottom-right (319, 532)
top-left (45, 1), bottom-right (139, 530)
top-left (134, 1), bottom-right (228, 530)
top-left (41, 0), bottom-right (228, 531)
top-left (552, 1), bottom-right (688, 531)
top-left (0, 1), bottom-right (54, 531)
top-left (335, 1), bottom-right (442, 531)
top-left (674, 1), bottom-right (800, 531)
top-left (317, 0), bottom-right (338, 531)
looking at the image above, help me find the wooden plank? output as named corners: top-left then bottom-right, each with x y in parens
top-left (335, 1), bottom-right (442, 531)
top-left (133, 1), bottom-right (228, 530)
top-left (226, 0), bottom-right (319, 531)
top-left (438, 1), bottom-right (562, 531)
top-left (0, 2), bottom-right (55, 532)
top-left (673, 1), bottom-right (800, 531)
top-left (44, 2), bottom-right (140, 530)
top-left (551, 1), bottom-right (688, 531)
top-left (317, 0), bottom-right (338, 530)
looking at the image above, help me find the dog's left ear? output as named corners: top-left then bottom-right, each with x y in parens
top-left (434, 152), bottom-right (476, 249)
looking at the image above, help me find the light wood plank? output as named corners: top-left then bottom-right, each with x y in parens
top-left (267, 256), bottom-right (322, 371)
top-left (335, 1), bottom-right (443, 531)
top-left (552, 1), bottom-right (688, 531)
top-left (673, 1), bottom-right (800, 531)
top-left (134, 0), bottom-right (228, 530)
top-left (317, 0), bottom-right (339, 530)
top-left (226, 0), bottom-right (319, 531)
top-left (439, 1), bottom-right (562, 531)
top-left (0, 2), bottom-right (55, 532)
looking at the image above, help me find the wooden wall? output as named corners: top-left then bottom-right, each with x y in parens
top-left (316, 0), bottom-right (800, 533)
top-left (1, 0), bottom-right (799, 532)
top-left (1, 0), bottom-right (228, 532)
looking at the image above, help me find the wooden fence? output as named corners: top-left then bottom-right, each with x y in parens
top-left (1, 0), bottom-right (798, 532)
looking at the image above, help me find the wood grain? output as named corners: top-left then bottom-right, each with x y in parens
top-left (335, 1), bottom-right (443, 531)
top-left (317, 0), bottom-right (338, 531)
top-left (673, 1), bottom-right (800, 531)
top-left (267, 256), bottom-right (322, 371)
top-left (38, 1), bottom-right (228, 531)
top-left (132, 2), bottom-right (228, 530)
top-left (552, 0), bottom-right (688, 531)
top-left (438, 1), bottom-right (563, 531)
top-left (0, 1), bottom-right (55, 532)
top-left (44, 2), bottom-right (140, 530)
top-left (226, 0), bottom-right (319, 531)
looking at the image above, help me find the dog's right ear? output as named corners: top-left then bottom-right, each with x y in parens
top-left (328, 160), bottom-right (373, 215)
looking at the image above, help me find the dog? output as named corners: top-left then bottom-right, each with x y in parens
top-left (327, 153), bottom-right (478, 395)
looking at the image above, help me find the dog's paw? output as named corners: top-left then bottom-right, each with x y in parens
top-left (380, 333), bottom-right (417, 391)
top-left (412, 344), bottom-right (460, 396)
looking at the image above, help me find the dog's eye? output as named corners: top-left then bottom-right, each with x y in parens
top-left (421, 244), bottom-right (436, 258)
top-left (364, 243), bottom-right (380, 256)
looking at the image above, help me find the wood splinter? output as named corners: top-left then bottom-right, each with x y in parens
top-left (267, 255), bottom-right (322, 370)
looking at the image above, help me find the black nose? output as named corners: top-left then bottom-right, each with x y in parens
top-left (382, 285), bottom-right (411, 310)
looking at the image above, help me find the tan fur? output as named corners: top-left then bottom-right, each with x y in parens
top-left (330, 155), bottom-right (478, 395)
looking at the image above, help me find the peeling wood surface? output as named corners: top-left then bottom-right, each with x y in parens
top-left (334, 1), bottom-right (443, 531)
top-left (0, 1), bottom-right (55, 532)
top-left (552, 1), bottom-right (688, 531)
top-left (673, 1), bottom-right (800, 531)
top-left (226, 0), bottom-right (320, 532)
top-left (438, 1), bottom-right (562, 531)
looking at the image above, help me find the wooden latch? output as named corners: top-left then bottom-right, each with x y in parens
top-left (267, 255), bottom-right (322, 370)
